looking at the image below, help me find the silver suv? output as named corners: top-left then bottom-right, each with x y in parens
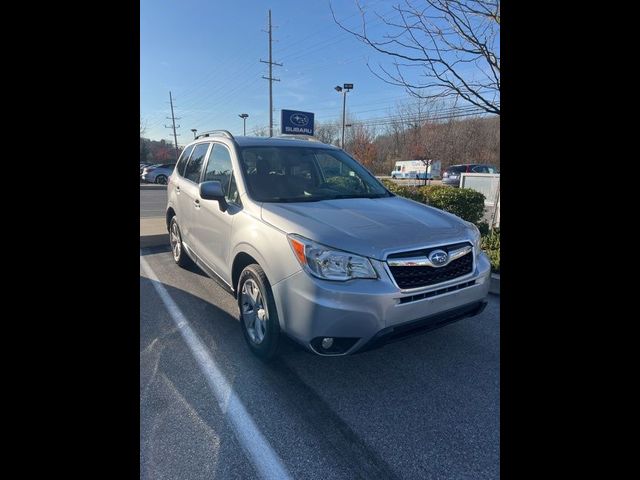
top-left (166, 131), bottom-right (491, 359)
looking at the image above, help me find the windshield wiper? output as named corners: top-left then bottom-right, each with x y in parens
top-left (268, 197), bottom-right (324, 203)
top-left (265, 193), bottom-right (390, 203)
top-left (325, 193), bottom-right (390, 200)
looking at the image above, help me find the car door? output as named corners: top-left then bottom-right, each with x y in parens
top-left (192, 142), bottom-right (241, 284)
top-left (179, 142), bottom-right (212, 249)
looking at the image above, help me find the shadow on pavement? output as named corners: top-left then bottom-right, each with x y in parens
top-left (140, 269), bottom-right (500, 479)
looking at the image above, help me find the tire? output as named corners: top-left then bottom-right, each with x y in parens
top-left (237, 264), bottom-right (281, 361)
top-left (169, 216), bottom-right (193, 268)
top-left (155, 175), bottom-right (167, 185)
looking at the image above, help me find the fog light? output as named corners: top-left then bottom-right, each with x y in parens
top-left (321, 337), bottom-right (334, 349)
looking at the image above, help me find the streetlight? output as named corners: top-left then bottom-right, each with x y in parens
top-left (191, 128), bottom-right (197, 139)
top-left (335, 83), bottom-right (353, 150)
top-left (238, 113), bottom-right (249, 136)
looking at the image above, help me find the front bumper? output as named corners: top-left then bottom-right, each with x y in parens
top-left (271, 251), bottom-right (491, 355)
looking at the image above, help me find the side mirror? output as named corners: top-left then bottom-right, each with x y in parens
top-left (199, 181), bottom-right (228, 212)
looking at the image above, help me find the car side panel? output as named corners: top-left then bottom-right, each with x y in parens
top-left (228, 209), bottom-right (302, 295)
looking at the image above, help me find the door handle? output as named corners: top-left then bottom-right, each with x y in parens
top-left (176, 186), bottom-right (180, 193)
top-left (193, 199), bottom-right (200, 209)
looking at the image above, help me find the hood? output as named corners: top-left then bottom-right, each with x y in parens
top-left (261, 196), bottom-right (470, 260)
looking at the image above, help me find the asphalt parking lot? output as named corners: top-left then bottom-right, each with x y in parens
top-left (140, 187), bottom-right (168, 218)
top-left (140, 244), bottom-right (500, 479)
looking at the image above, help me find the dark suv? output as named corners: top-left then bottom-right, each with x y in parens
top-left (442, 164), bottom-right (498, 187)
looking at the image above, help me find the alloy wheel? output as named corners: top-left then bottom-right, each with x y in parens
top-left (241, 279), bottom-right (268, 344)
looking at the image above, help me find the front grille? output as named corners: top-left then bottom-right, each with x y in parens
top-left (387, 243), bottom-right (474, 289)
top-left (398, 280), bottom-right (476, 304)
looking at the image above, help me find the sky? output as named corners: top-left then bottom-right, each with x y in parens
top-left (140, 0), bottom-right (497, 145)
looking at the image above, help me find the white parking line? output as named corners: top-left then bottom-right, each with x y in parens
top-left (140, 254), bottom-right (292, 480)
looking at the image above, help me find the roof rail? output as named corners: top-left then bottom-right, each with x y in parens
top-left (195, 130), bottom-right (235, 141)
top-left (275, 134), bottom-right (322, 142)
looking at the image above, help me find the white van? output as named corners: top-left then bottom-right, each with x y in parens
top-left (391, 160), bottom-right (441, 179)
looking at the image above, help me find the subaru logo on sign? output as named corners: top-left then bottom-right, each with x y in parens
top-left (290, 113), bottom-right (309, 127)
top-left (429, 249), bottom-right (449, 267)
top-left (281, 109), bottom-right (315, 136)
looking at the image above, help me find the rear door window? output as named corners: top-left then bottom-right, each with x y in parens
top-left (175, 145), bottom-right (194, 177)
top-left (184, 143), bottom-right (211, 183)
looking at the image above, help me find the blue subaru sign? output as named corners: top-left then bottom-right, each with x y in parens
top-left (281, 109), bottom-right (315, 136)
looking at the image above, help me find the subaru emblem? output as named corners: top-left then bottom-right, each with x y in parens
top-left (429, 249), bottom-right (449, 267)
top-left (290, 113), bottom-right (309, 127)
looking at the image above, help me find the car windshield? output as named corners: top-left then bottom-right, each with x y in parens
top-left (238, 146), bottom-right (391, 202)
top-left (447, 166), bottom-right (467, 174)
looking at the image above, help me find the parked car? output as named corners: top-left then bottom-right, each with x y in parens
top-left (141, 163), bottom-right (176, 184)
top-left (442, 164), bottom-right (499, 187)
top-left (167, 131), bottom-right (490, 360)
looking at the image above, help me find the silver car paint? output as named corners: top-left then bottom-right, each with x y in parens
top-left (260, 196), bottom-right (469, 260)
top-left (167, 136), bottom-right (490, 354)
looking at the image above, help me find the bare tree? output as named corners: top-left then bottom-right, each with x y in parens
top-left (350, 124), bottom-right (379, 172)
top-left (331, 0), bottom-right (500, 115)
top-left (251, 125), bottom-right (270, 137)
top-left (140, 118), bottom-right (147, 136)
top-left (315, 121), bottom-right (340, 145)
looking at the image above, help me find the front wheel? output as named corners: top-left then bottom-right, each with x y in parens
top-left (169, 217), bottom-right (193, 268)
top-left (155, 175), bottom-right (168, 185)
top-left (238, 264), bottom-right (281, 361)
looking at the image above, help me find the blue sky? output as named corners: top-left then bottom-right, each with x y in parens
top-left (140, 0), bottom-right (496, 144)
top-left (140, 0), bottom-right (424, 143)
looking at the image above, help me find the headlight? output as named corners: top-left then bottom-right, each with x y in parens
top-left (287, 234), bottom-right (377, 281)
top-left (464, 221), bottom-right (482, 254)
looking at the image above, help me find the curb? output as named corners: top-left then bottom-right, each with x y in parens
top-left (489, 273), bottom-right (500, 295)
top-left (140, 233), bottom-right (169, 248)
top-left (140, 184), bottom-right (167, 190)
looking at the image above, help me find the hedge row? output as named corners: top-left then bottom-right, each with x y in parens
top-left (381, 179), bottom-right (486, 226)
top-left (481, 229), bottom-right (500, 273)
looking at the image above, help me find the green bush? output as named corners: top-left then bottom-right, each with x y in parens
top-left (381, 179), bottom-right (485, 225)
top-left (481, 229), bottom-right (500, 273)
top-left (326, 175), bottom-right (363, 192)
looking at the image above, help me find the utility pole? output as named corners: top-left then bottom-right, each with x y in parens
top-left (239, 114), bottom-right (249, 135)
top-left (164, 91), bottom-right (181, 161)
top-left (335, 83), bottom-right (353, 150)
top-left (261, 9), bottom-right (282, 137)
top-left (341, 90), bottom-right (347, 149)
